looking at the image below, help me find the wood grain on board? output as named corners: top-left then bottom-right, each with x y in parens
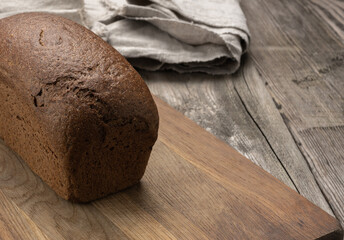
top-left (0, 97), bottom-right (342, 239)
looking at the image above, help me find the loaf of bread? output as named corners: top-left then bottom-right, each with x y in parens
top-left (0, 13), bottom-right (159, 202)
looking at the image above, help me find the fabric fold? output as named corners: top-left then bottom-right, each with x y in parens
top-left (84, 0), bottom-right (250, 75)
top-left (0, 0), bottom-right (250, 75)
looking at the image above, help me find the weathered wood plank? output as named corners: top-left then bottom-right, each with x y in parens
top-left (241, 0), bottom-right (344, 228)
top-left (309, 0), bottom-right (344, 41)
top-left (143, 66), bottom-right (332, 215)
top-left (143, 71), bottom-right (296, 189)
top-left (232, 56), bottom-right (333, 214)
top-left (298, 126), bottom-right (344, 221)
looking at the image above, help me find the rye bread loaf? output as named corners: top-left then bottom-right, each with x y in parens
top-left (0, 13), bottom-right (159, 202)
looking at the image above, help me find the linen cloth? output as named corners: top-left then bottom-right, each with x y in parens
top-left (0, 0), bottom-right (84, 25)
top-left (0, 0), bottom-right (250, 74)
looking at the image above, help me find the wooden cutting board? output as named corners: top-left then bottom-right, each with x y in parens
top-left (0, 96), bottom-right (342, 240)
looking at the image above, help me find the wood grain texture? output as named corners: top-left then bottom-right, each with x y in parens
top-left (0, 0), bottom-right (342, 238)
top-left (0, 98), bottom-right (342, 239)
top-left (144, 0), bottom-right (344, 232)
top-left (0, 139), bottom-right (130, 240)
top-left (310, 0), bottom-right (344, 40)
top-left (241, 0), bottom-right (344, 229)
top-left (143, 71), bottom-right (297, 190)
top-left (233, 55), bottom-right (334, 214)
top-left (0, 190), bottom-right (48, 240)
top-left (142, 66), bottom-right (332, 215)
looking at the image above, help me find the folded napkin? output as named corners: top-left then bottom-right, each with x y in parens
top-left (84, 0), bottom-right (250, 75)
top-left (0, 0), bottom-right (84, 25)
top-left (0, 0), bottom-right (250, 75)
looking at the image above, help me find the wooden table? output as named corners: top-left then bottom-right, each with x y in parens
top-left (0, 0), bottom-right (343, 239)
top-left (143, 0), bottom-right (344, 234)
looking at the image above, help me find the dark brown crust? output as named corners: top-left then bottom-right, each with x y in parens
top-left (0, 12), bottom-right (159, 202)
